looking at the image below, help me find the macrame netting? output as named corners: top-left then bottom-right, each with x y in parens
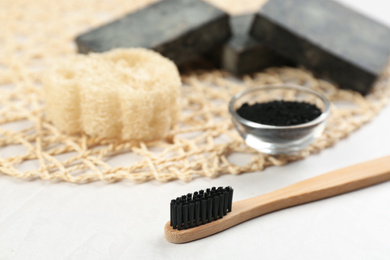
top-left (1, 0), bottom-right (389, 183)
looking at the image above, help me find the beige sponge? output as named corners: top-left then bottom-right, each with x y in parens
top-left (43, 48), bottom-right (181, 141)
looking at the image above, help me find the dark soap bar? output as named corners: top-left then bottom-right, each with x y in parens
top-left (250, 0), bottom-right (390, 94)
top-left (75, 0), bottom-right (231, 66)
top-left (215, 14), bottom-right (293, 75)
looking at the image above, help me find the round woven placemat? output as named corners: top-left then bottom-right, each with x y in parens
top-left (1, 0), bottom-right (389, 183)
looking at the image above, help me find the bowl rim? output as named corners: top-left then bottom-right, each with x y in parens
top-left (228, 84), bottom-right (331, 129)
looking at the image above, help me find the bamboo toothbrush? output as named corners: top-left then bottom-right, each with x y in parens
top-left (165, 155), bottom-right (390, 243)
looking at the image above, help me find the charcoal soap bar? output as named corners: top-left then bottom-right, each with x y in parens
top-left (75, 0), bottom-right (231, 66)
top-left (212, 14), bottom-right (293, 75)
top-left (250, 0), bottom-right (390, 94)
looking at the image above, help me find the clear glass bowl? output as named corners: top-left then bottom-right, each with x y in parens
top-left (228, 84), bottom-right (330, 155)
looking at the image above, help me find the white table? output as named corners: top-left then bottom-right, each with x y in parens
top-left (2, 1), bottom-right (390, 259)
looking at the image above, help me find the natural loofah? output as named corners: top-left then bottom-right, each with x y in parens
top-left (43, 48), bottom-right (181, 141)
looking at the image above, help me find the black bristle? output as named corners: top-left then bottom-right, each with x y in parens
top-left (195, 200), bottom-right (200, 226)
top-left (170, 186), bottom-right (234, 230)
top-left (183, 203), bottom-right (189, 229)
top-left (219, 193), bottom-right (224, 218)
top-left (189, 201), bottom-right (195, 228)
top-left (223, 190), bottom-right (228, 215)
top-left (177, 203), bottom-right (183, 230)
top-left (207, 196), bottom-right (213, 222)
top-left (227, 187), bottom-right (233, 212)
top-left (170, 199), bottom-right (176, 227)
top-left (213, 195), bottom-right (219, 220)
top-left (201, 198), bottom-right (207, 224)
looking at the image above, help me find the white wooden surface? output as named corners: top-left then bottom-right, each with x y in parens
top-left (1, 0), bottom-right (390, 259)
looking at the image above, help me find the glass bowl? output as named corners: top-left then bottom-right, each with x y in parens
top-left (228, 84), bottom-right (330, 155)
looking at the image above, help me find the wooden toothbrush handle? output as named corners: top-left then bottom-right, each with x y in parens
top-left (165, 155), bottom-right (390, 243)
top-left (239, 155), bottom-right (390, 221)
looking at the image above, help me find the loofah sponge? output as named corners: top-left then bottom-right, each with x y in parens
top-left (43, 48), bottom-right (181, 140)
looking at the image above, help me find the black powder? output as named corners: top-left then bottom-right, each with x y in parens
top-left (236, 100), bottom-right (322, 126)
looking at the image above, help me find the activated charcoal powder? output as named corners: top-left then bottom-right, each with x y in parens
top-left (236, 100), bottom-right (322, 126)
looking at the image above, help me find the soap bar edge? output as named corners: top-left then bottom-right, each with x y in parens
top-left (250, 11), bottom-right (378, 94)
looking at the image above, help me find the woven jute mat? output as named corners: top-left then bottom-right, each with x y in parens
top-left (1, 0), bottom-right (389, 183)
